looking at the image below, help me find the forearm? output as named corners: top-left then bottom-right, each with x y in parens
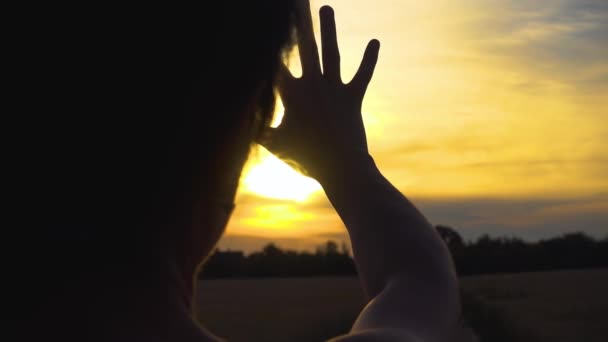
top-left (320, 155), bottom-right (458, 302)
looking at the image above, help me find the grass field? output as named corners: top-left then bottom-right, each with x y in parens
top-left (195, 269), bottom-right (608, 342)
top-left (460, 269), bottom-right (608, 342)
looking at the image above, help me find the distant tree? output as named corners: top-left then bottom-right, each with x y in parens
top-left (262, 243), bottom-right (283, 257)
top-left (436, 225), bottom-right (465, 252)
top-left (596, 236), bottom-right (608, 267)
top-left (325, 240), bottom-right (339, 255)
top-left (341, 241), bottom-right (351, 256)
top-left (436, 225), bottom-right (466, 273)
top-left (538, 232), bottom-right (596, 269)
top-left (315, 240), bottom-right (340, 256)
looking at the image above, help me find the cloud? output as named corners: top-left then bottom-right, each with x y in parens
top-left (463, 0), bottom-right (608, 92)
top-left (222, 0), bottom-right (608, 252)
top-left (414, 193), bottom-right (608, 241)
top-left (236, 192), bottom-right (333, 210)
top-left (314, 231), bottom-right (350, 241)
top-left (226, 191), bottom-right (343, 239)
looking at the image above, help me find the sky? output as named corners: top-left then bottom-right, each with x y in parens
top-left (218, 0), bottom-right (608, 253)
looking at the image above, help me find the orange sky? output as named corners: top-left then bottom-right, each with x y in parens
top-left (218, 0), bottom-right (608, 253)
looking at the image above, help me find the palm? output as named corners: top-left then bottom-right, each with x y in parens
top-left (260, 2), bottom-right (380, 181)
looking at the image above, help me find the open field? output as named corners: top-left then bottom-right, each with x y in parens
top-left (196, 269), bottom-right (608, 342)
top-left (460, 269), bottom-right (608, 342)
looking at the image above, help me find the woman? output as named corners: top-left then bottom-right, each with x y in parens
top-left (9, 1), bottom-right (459, 340)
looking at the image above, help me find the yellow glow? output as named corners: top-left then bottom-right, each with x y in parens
top-left (241, 148), bottom-right (322, 202)
top-left (218, 0), bottom-right (608, 248)
top-left (247, 204), bottom-right (314, 226)
top-left (226, 196), bottom-right (344, 239)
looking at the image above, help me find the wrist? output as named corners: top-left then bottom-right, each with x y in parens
top-left (317, 153), bottom-right (381, 193)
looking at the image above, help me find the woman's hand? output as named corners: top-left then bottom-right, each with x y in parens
top-left (259, 1), bottom-right (380, 183)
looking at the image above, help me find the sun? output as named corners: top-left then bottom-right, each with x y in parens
top-left (241, 147), bottom-right (322, 202)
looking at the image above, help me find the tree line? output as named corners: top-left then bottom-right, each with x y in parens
top-left (198, 228), bottom-right (608, 279)
top-left (436, 226), bottom-right (608, 276)
top-left (200, 240), bottom-right (356, 278)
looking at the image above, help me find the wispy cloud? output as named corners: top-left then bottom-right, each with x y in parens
top-left (227, 0), bottom-right (608, 250)
top-left (462, 0), bottom-right (608, 94)
top-left (415, 193), bottom-right (608, 241)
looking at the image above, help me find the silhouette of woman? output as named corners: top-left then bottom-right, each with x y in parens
top-left (8, 1), bottom-right (459, 341)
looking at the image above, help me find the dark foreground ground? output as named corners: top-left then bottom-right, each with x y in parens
top-left (196, 269), bottom-right (608, 342)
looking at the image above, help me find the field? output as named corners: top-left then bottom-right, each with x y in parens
top-left (459, 269), bottom-right (608, 342)
top-left (195, 269), bottom-right (608, 342)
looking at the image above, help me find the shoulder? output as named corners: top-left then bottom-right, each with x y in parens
top-left (328, 329), bottom-right (424, 342)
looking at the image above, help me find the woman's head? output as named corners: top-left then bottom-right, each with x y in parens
top-left (12, 1), bottom-right (297, 325)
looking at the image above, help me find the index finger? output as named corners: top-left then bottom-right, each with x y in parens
top-left (296, 0), bottom-right (321, 76)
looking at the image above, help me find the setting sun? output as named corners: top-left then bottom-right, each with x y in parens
top-left (241, 148), bottom-right (322, 202)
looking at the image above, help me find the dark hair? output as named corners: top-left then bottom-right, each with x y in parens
top-left (6, 2), bottom-right (296, 333)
